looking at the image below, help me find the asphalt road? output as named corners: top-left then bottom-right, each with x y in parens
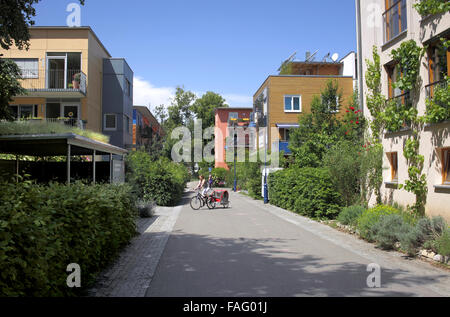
top-left (145, 188), bottom-right (450, 297)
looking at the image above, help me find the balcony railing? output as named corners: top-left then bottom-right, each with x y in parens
top-left (18, 69), bottom-right (87, 95)
top-left (425, 80), bottom-right (448, 99)
top-left (385, 91), bottom-right (412, 130)
top-left (383, 0), bottom-right (407, 43)
top-left (16, 118), bottom-right (86, 130)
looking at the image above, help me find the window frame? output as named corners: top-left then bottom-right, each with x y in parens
top-left (11, 58), bottom-right (39, 79)
top-left (387, 152), bottom-right (398, 182)
top-left (104, 113), bottom-right (117, 131)
top-left (442, 148), bottom-right (450, 185)
top-left (284, 95), bottom-right (302, 113)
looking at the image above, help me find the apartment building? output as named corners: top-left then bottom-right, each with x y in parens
top-left (356, 0), bottom-right (450, 220)
top-left (252, 53), bottom-right (355, 154)
top-left (0, 26), bottom-right (133, 149)
top-left (214, 107), bottom-right (253, 169)
top-left (132, 105), bottom-right (164, 150)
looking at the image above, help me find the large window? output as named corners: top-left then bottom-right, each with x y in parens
top-left (426, 37), bottom-right (449, 97)
top-left (12, 58), bottom-right (39, 79)
top-left (284, 95), bottom-right (301, 112)
top-left (383, 0), bottom-right (407, 43)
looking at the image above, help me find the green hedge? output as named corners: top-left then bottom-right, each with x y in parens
top-left (0, 181), bottom-right (137, 297)
top-left (268, 167), bottom-right (343, 219)
top-left (126, 151), bottom-right (190, 206)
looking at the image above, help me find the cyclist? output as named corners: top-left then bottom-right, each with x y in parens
top-left (194, 175), bottom-right (209, 198)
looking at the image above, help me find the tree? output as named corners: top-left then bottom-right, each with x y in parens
top-left (165, 86), bottom-right (196, 132)
top-left (289, 80), bottom-right (344, 168)
top-left (0, 59), bottom-right (26, 120)
top-left (191, 91), bottom-right (227, 129)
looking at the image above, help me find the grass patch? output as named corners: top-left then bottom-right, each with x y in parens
top-left (0, 121), bottom-right (109, 144)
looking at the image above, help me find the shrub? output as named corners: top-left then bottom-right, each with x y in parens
top-left (269, 167), bottom-right (343, 219)
top-left (137, 200), bottom-right (156, 218)
top-left (337, 205), bottom-right (366, 226)
top-left (211, 168), bottom-right (232, 187)
top-left (126, 151), bottom-right (189, 206)
top-left (323, 140), bottom-right (362, 206)
top-left (398, 216), bottom-right (447, 255)
top-left (356, 205), bottom-right (401, 242)
top-left (0, 181), bottom-right (137, 297)
top-left (436, 229), bottom-right (450, 257)
top-left (372, 214), bottom-right (413, 250)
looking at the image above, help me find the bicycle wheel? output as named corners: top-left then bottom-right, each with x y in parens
top-left (190, 196), bottom-right (201, 210)
top-left (207, 197), bottom-right (216, 210)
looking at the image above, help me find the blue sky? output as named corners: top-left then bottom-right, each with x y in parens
top-left (34, 0), bottom-right (357, 109)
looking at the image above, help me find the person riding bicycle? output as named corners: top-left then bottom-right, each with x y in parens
top-left (194, 175), bottom-right (209, 198)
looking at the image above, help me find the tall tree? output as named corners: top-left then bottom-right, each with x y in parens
top-left (289, 80), bottom-right (343, 168)
top-left (191, 91), bottom-right (228, 128)
top-left (0, 59), bottom-right (26, 120)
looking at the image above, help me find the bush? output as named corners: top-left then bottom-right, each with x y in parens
top-left (337, 205), bottom-right (366, 226)
top-left (436, 229), bottom-right (450, 257)
top-left (211, 168), bottom-right (232, 187)
top-left (398, 216), bottom-right (447, 255)
top-left (0, 181), bottom-right (137, 296)
top-left (323, 141), bottom-right (362, 206)
top-left (356, 205), bottom-right (401, 242)
top-left (269, 167), bottom-right (343, 219)
top-left (372, 214), bottom-right (413, 250)
top-left (126, 151), bottom-right (189, 206)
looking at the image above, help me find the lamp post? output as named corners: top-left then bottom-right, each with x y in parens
top-left (263, 115), bottom-right (268, 204)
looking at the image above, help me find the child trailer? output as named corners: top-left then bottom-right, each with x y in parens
top-left (209, 189), bottom-right (230, 209)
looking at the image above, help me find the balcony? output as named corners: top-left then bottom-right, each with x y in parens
top-left (15, 118), bottom-right (86, 130)
top-left (383, 0), bottom-right (407, 44)
top-left (425, 80), bottom-right (448, 99)
top-left (17, 69), bottom-right (87, 98)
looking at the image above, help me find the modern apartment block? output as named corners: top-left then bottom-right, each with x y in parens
top-left (132, 105), bottom-right (164, 150)
top-left (102, 59), bottom-right (134, 149)
top-left (252, 53), bottom-right (356, 154)
top-left (214, 107), bottom-right (253, 169)
top-left (356, 0), bottom-right (450, 220)
top-left (0, 26), bottom-right (134, 149)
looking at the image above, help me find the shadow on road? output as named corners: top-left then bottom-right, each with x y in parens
top-left (145, 230), bottom-right (448, 297)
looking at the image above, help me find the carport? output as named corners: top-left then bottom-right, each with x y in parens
top-left (0, 133), bottom-right (128, 184)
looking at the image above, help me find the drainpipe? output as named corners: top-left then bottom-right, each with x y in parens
top-left (356, 0), bottom-right (364, 115)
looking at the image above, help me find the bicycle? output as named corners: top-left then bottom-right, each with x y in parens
top-left (190, 189), bottom-right (216, 210)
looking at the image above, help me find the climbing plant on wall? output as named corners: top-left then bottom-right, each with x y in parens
top-left (390, 40), bottom-right (427, 216)
top-left (413, 0), bottom-right (450, 16)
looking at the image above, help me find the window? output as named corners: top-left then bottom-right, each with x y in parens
top-left (9, 105), bottom-right (37, 119)
top-left (124, 115), bottom-right (131, 134)
top-left (442, 148), bottom-right (450, 185)
top-left (228, 112), bottom-right (238, 126)
top-left (104, 114), bottom-right (117, 131)
top-left (383, 0), bottom-right (407, 43)
top-left (125, 79), bottom-right (131, 97)
top-left (12, 58), bottom-right (39, 79)
top-left (284, 95), bottom-right (301, 112)
top-left (387, 152), bottom-right (398, 182)
top-left (427, 37), bottom-right (449, 97)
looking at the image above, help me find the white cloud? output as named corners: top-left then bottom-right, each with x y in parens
top-left (223, 94), bottom-right (253, 108)
top-left (133, 76), bottom-right (175, 108)
top-left (133, 76), bottom-right (253, 111)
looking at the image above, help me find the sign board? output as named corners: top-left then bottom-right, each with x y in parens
top-left (112, 160), bottom-right (125, 183)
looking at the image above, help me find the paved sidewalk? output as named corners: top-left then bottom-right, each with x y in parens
top-left (88, 195), bottom-right (186, 297)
